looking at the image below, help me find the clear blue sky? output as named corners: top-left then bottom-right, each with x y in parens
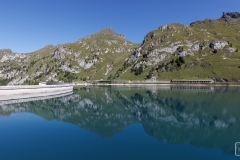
top-left (0, 0), bottom-right (239, 53)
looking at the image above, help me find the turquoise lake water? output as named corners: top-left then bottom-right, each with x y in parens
top-left (0, 85), bottom-right (240, 160)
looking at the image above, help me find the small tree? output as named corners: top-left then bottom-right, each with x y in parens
top-left (236, 49), bottom-right (238, 52)
top-left (177, 46), bottom-right (183, 52)
top-left (213, 49), bottom-right (218, 53)
top-left (135, 66), bottom-right (143, 75)
top-left (175, 58), bottom-right (181, 67)
top-left (179, 57), bottom-right (185, 64)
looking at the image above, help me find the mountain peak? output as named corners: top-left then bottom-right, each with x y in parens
top-left (96, 27), bottom-right (125, 39)
top-left (0, 49), bottom-right (13, 55)
top-left (78, 27), bottom-right (126, 42)
top-left (99, 27), bottom-right (114, 32)
top-left (0, 49), bottom-right (12, 52)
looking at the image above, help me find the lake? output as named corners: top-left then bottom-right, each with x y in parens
top-left (0, 85), bottom-right (240, 160)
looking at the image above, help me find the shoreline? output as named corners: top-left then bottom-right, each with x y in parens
top-left (75, 83), bottom-right (240, 86)
top-left (1, 83), bottom-right (240, 88)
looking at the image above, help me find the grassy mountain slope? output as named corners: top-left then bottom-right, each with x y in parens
top-left (1, 12), bottom-right (240, 84)
top-left (0, 28), bottom-right (138, 84)
top-left (116, 12), bottom-right (240, 81)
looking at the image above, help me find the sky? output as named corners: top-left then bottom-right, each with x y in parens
top-left (0, 0), bottom-right (239, 53)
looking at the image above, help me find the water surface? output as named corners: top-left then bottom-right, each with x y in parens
top-left (0, 85), bottom-right (239, 160)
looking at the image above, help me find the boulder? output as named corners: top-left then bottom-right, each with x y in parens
top-left (209, 41), bottom-right (228, 50)
top-left (158, 25), bottom-right (168, 31)
top-left (158, 53), bottom-right (169, 61)
top-left (179, 51), bottom-right (194, 57)
top-left (191, 44), bottom-right (199, 51)
top-left (225, 48), bottom-right (236, 52)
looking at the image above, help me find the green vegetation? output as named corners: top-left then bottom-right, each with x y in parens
top-left (0, 78), bottom-right (12, 86)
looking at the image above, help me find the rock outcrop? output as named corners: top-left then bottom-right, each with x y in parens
top-left (178, 51), bottom-right (194, 57)
top-left (209, 41), bottom-right (228, 50)
top-left (53, 46), bottom-right (72, 59)
top-left (221, 12), bottom-right (240, 21)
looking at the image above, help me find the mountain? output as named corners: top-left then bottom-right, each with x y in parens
top-left (117, 12), bottom-right (240, 81)
top-left (0, 12), bottom-right (240, 85)
top-left (0, 28), bottom-right (138, 85)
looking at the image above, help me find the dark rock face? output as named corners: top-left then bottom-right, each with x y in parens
top-left (221, 12), bottom-right (240, 21)
top-left (222, 12), bottom-right (240, 19)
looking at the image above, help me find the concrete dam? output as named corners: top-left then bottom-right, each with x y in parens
top-left (0, 84), bottom-right (73, 105)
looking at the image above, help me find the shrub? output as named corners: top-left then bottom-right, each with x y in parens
top-left (213, 49), bottom-right (218, 53)
top-left (177, 46), bottom-right (183, 52)
top-left (158, 64), bottom-right (164, 69)
top-left (179, 57), bottom-right (185, 64)
top-left (134, 66), bottom-right (143, 75)
top-left (146, 68), bottom-right (154, 79)
top-left (175, 58), bottom-right (181, 67)
top-left (236, 49), bottom-right (238, 52)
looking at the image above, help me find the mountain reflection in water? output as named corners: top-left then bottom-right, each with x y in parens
top-left (1, 85), bottom-right (240, 156)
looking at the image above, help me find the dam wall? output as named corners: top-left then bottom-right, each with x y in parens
top-left (0, 91), bottom-right (73, 105)
top-left (0, 84), bottom-right (73, 102)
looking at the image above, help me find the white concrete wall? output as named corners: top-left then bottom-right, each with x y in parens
top-left (0, 91), bottom-right (73, 105)
top-left (0, 85), bottom-right (73, 100)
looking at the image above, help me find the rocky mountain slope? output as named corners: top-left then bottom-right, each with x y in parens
top-left (1, 12), bottom-right (240, 85)
top-left (117, 12), bottom-right (240, 81)
top-left (0, 28), bottom-right (138, 85)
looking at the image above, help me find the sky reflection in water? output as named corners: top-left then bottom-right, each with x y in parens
top-left (0, 85), bottom-right (239, 160)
